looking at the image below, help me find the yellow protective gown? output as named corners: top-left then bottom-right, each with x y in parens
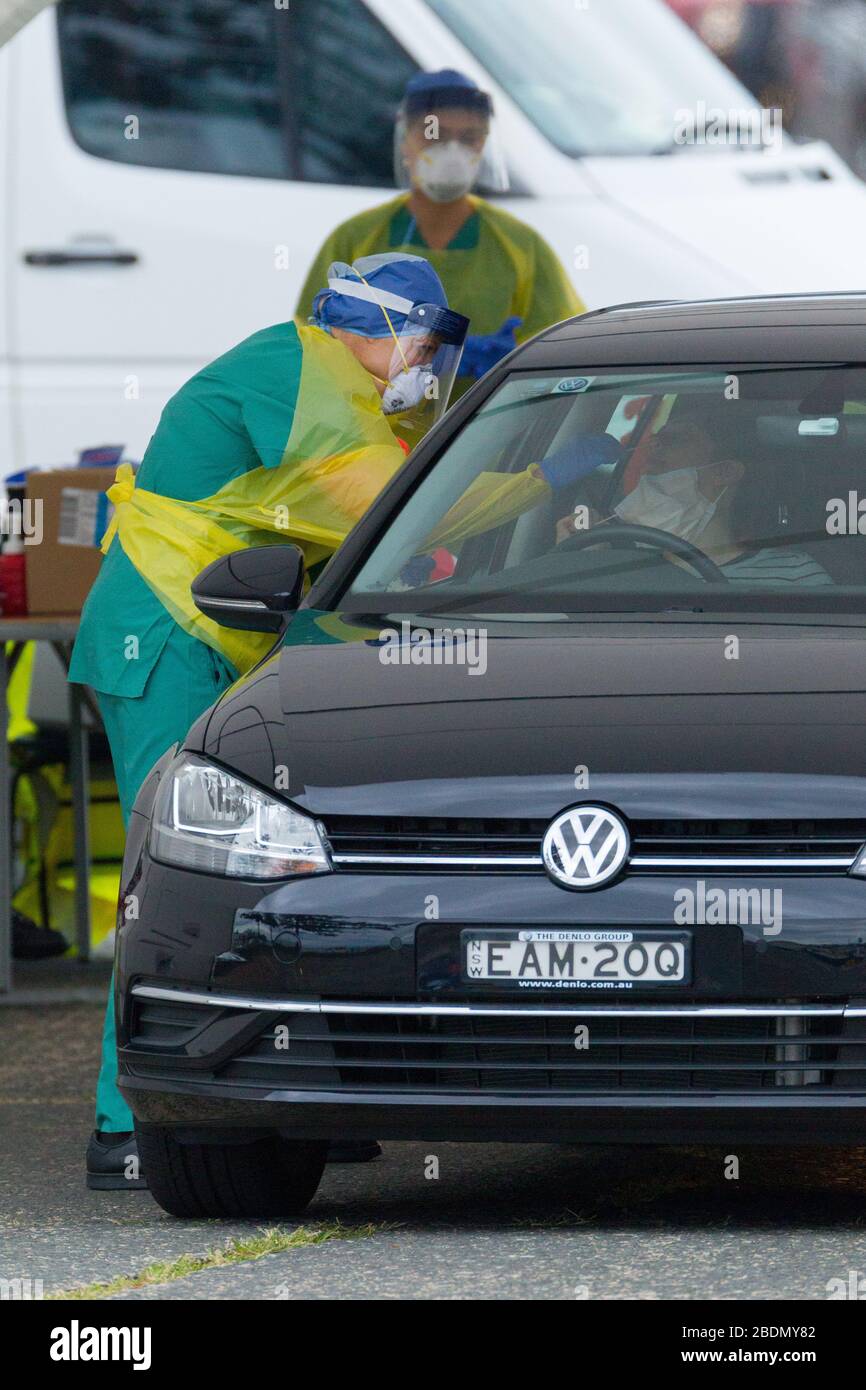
top-left (98, 325), bottom-right (407, 674)
top-left (97, 323), bottom-right (550, 675)
top-left (296, 194), bottom-right (585, 403)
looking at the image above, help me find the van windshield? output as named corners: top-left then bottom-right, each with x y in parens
top-left (345, 365), bottom-right (866, 619)
top-left (425, 0), bottom-right (764, 157)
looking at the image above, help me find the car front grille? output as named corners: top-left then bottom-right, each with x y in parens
top-left (323, 815), bottom-right (865, 874)
top-left (129, 992), bottom-right (866, 1096)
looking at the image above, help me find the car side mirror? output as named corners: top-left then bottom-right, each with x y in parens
top-left (192, 545), bottom-right (305, 634)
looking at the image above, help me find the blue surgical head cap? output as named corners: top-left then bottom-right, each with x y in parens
top-left (403, 69), bottom-right (492, 118)
top-left (311, 252), bottom-right (450, 338)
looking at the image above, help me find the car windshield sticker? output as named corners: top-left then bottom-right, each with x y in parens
top-left (551, 375), bottom-right (595, 395)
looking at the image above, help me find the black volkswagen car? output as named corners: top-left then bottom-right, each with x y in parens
top-left (118, 294), bottom-right (866, 1218)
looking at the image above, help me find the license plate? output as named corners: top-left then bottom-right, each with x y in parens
top-left (462, 930), bottom-right (691, 990)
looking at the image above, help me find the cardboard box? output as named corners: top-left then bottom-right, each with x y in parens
top-left (25, 468), bottom-right (114, 616)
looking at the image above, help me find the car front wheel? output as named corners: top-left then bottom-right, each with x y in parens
top-left (136, 1126), bottom-right (327, 1218)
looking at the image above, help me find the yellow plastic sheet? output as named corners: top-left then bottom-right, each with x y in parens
top-left (102, 326), bottom-right (407, 673)
top-left (102, 323), bottom-right (555, 673)
top-left (425, 467), bottom-right (550, 550)
top-left (5, 640), bottom-right (36, 741)
top-left (12, 762), bottom-right (124, 953)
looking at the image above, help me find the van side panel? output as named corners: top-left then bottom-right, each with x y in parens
top-left (0, 40), bottom-right (15, 470)
top-left (9, 8), bottom-right (391, 468)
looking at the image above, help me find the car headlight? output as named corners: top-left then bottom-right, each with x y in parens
top-left (149, 754), bottom-right (331, 879)
top-left (850, 845), bottom-right (866, 878)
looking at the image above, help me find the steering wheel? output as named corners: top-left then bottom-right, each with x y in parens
top-left (558, 520), bottom-right (730, 584)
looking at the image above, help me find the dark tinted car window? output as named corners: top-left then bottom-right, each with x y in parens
top-left (57, 0), bottom-right (415, 185)
top-left (347, 365), bottom-right (866, 617)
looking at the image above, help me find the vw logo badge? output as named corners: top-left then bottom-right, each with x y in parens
top-left (542, 805), bottom-right (630, 890)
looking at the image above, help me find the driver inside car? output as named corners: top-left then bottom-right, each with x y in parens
top-left (556, 420), bottom-right (833, 586)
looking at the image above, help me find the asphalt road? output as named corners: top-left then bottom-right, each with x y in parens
top-left (3, 999), bottom-right (866, 1300)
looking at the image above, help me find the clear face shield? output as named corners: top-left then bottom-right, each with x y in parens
top-left (378, 303), bottom-right (470, 438)
top-left (394, 97), bottom-right (509, 202)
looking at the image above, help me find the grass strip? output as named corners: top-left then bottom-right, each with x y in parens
top-left (48, 1221), bottom-right (390, 1300)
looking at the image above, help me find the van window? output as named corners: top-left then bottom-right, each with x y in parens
top-left (290, 0), bottom-right (417, 185)
top-left (57, 0), bottom-right (415, 185)
top-left (57, 0), bottom-right (289, 177)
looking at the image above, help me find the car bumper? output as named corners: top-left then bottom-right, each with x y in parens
top-left (116, 854), bottom-right (866, 1145)
top-left (125, 1077), bottom-right (866, 1146)
top-left (119, 982), bottom-right (866, 1144)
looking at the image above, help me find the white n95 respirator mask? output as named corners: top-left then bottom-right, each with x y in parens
top-left (381, 364), bottom-right (436, 415)
top-left (412, 142), bottom-right (483, 203)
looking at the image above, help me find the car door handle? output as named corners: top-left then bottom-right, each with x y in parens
top-left (23, 249), bottom-right (139, 267)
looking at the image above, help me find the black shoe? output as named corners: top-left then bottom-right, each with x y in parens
top-left (326, 1140), bottom-right (382, 1164)
top-left (11, 909), bottom-right (67, 960)
top-left (86, 1130), bottom-right (149, 1190)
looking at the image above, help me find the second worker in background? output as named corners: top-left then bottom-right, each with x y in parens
top-left (296, 68), bottom-right (585, 422)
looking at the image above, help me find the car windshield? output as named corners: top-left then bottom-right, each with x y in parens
top-left (424, 0), bottom-right (761, 157)
top-left (344, 364), bottom-right (866, 620)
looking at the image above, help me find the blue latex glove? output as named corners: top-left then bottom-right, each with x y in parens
top-left (538, 434), bottom-right (624, 490)
top-left (399, 554), bottom-right (436, 587)
top-left (460, 316), bottom-right (523, 380)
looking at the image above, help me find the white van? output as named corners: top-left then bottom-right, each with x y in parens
top-left (2, 0), bottom-right (866, 470)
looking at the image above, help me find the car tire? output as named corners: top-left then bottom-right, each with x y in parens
top-left (136, 1126), bottom-right (327, 1218)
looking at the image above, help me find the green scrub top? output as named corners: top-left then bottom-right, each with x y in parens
top-left (69, 321), bottom-right (305, 698)
top-left (295, 193), bottom-right (585, 398)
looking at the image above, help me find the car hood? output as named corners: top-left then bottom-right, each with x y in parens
top-left (579, 141), bottom-right (866, 296)
top-left (199, 611), bottom-right (866, 822)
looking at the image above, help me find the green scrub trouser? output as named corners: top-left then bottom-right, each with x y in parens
top-left (93, 627), bottom-right (235, 1134)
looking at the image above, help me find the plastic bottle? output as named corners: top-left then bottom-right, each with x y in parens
top-left (0, 509), bottom-right (27, 616)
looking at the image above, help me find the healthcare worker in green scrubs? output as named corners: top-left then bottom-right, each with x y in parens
top-left (71, 253), bottom-right (470, 1188)
top-left (296, 69), bottom-right (585, 404)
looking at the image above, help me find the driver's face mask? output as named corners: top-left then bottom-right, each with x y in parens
top-left (615, 464), bottom-right (727, 543)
